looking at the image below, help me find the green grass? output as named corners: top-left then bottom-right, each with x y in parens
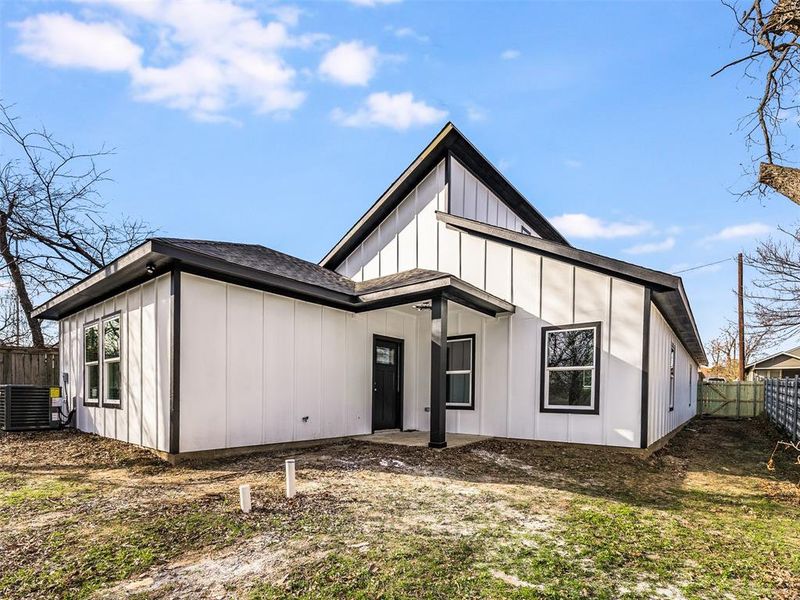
top-left (488, 491), bottom-right (800, 599)
top-left (252, 485), bottom-right (800, 600)
top-left (2, 420), bottom-right (798, 599)
top-left (0, 477), bottom-right (92, 509)
top-left (250, 534), bottom-right (514, 600)
top-left (0, 507), bottom-right (254, 599)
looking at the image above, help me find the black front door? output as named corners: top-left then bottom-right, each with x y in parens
top-left (372, 336), bottom-right (402, 431)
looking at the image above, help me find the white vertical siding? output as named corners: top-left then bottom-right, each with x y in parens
top-left (448, 158), bottom-right (539, 237)
top-left (648, 304), bottom-right (697, 445)
top-left (178, 273), bottom-right (421, 453)
top-left (335, 156), bottom-right (542, 284)
top-left (407, 246), bottom-right (645, 449)
top-left (226, 286), bottom-right (264, 448)
top-left (263, 295), bottom-right (295, 444)
top-left (606, 279), bottom-right (645, 447)
top-left (58, 273), bottom-right (172, 452)
top-left (337, 160), bottom-right (446, 280)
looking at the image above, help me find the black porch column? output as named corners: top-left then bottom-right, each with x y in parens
top-left (429, 295), bottom-right (448, 448)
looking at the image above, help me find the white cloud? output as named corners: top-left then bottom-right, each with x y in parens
top-left (386, 25), bottom-right (428, 42)
top-left (550, 213), bottom-right (652, 239)
top-left (319, 41), bottom-right (379, 86)
top-left (332, 92), bottom-right (447, 130)
top-left (704, 222), bottom-right (772, 242)
top-left (14, 13), bottom-right (142, 72)
top-left (563, 158), bottom-right (582, 169)
top-left (624, 237), bottom-right (676, 255)
top-left (13, 0), bottom-right (327, 121)
top-left (466, 103), bottom-right (487, 122)
top-left (501, 49), bottom-right (521, 60)
top-left (348, 0), bottom-right (401, 6)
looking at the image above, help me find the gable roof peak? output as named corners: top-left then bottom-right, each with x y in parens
top-left (320, 123), bottom-right (568, 270)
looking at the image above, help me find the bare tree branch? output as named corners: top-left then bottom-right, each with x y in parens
top-left (0, 103), bottom-right (155, 347)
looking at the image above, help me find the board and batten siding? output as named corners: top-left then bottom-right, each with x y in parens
top-left (59, 273), bottom-right (172, 452)
top-left (449, 157), bottom-right (537, 236)
top-left (336, 158), bottom-right (538, 283)
top-left (333, 155), bottom-right (650, 447)
top-left (178, 273), bottom-right (423, 453)
top-left (405, 252), bottom-right (646, 448)
top-left (648, 304), bottom-right (697, 444)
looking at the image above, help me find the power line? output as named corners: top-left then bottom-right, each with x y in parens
top-left (671, 257), bottom-right (734, 275)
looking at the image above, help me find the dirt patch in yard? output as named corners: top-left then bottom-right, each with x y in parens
top-left (0, 418), bottom-right (798, 599)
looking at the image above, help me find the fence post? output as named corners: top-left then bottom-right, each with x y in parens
top-left (787, 375), bottom-right (800, 442)
top-left (736, 382), bottom-right (741, 418)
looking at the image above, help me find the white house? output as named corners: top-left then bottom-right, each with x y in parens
top-left (33, 123), bottom-right (705, 458)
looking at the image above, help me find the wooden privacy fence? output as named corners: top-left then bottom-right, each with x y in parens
top-left (697, 381), bottom-right (765, 418)
top-left (0, 348), bottom-right (59, 387)
top-left (765, 378), bottom-right (800, 442)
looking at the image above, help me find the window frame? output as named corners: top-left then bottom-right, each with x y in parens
top-left (446, 334), bottom-right (476, 411)
top-left (101, 312), bottom-right (122, 409)
top-left (82, 312), bottom-right (123, 410)
top-left (669, 343), bottom-right (676, 412)
top-left (539, 322), bottom-right (602, 415)
top-left (83, 320), bottom-right (101, 407)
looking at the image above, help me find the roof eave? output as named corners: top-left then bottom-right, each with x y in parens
top-left (439, 211), bottom-right (707, 364)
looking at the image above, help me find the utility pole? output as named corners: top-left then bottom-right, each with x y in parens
top-left (738, 252), bottom-right (745, 382)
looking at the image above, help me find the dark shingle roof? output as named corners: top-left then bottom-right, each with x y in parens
top-left (355, 269), bottom-right (446, 295)
top-left (156, 239), bottom-right (455, 299)
top-left (155, 238), bottom-right (357, 295)
top-left (32, 237), bottom-right (516, 320)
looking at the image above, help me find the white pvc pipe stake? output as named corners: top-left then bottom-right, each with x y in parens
top-left (285, 459), bottom-right (296, 499)
top-left (239, 484), bottom-right (252, 513)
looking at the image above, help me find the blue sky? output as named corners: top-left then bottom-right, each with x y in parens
top-left (1, 0), bottom-right (798, 351)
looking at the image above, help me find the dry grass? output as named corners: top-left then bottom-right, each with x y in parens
top-left (0, 418), bottom-right (798, 599)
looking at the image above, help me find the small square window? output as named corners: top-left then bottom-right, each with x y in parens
top-left (376, 347), bottom-right (395, 365)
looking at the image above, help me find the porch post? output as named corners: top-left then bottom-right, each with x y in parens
top-left (429, 294), bottom-right (448, 448)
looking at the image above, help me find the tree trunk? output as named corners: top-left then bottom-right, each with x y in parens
top-left (0, 215), bottom-right (44, 347)
top-left (759, 162), bottom-right (800, 205)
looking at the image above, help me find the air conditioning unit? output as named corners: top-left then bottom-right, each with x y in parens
top-left (0, 385), bottom-right (57, 432)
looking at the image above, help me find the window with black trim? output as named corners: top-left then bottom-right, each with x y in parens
top-left (84, 323), bottom-right (100, 406)
top-left (103, 315), bottom-right (121, 406)
top-left (669, 343), bottom-right (676, 411)
top-left (83, 314), bottom-right (122, 408)
top-left (446, 335), bottom-right (475, 409)
top-left (540, 323), bottom-right (601, 413)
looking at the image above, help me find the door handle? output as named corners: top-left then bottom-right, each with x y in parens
top-left (373, 382), bottom-right (378, 392)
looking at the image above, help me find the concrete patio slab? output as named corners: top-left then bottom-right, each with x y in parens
top-left (353, 431), bottom-right (489, 448)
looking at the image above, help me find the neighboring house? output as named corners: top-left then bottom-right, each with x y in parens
top-left (745, 346), bottom-right (800, 380)
top-left (32, 124), bottom-right (706, 459)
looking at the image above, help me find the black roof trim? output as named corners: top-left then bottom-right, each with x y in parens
top-left (440, 212), bottom-right (707, 364)
top-left (319, 122), bottom-right (569, 270)
top-left (32, 238), bottom-right (514, 320)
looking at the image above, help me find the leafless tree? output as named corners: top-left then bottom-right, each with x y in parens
top-left (716, 0), bottom-right (800, 203)
top-left (0, 103), bottom-right (153, 347)
top-left (744, 226), bottom-right (800, 340)
top-left (706, 318), bottom-right (775, 379)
